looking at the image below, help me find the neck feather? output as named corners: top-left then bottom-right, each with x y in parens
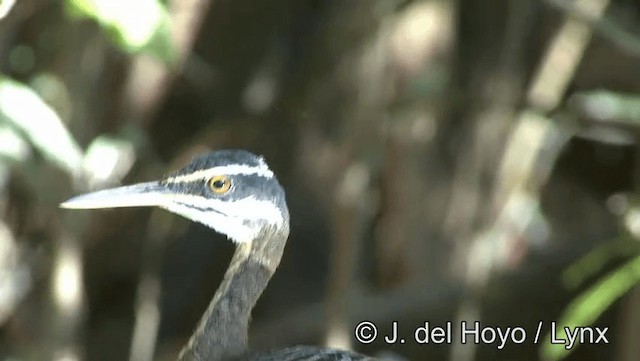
top-left (177, 225), bottom-right (288, 361)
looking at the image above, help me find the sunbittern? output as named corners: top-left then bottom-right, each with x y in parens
top-left (61, 150), bottom-right (373, 361)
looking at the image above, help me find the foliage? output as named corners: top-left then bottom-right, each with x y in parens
top-left (0, 76), bottom-right (82, 176)
top-left (542, 238), bottom-right (640, 360)
top-left (65, 0), bottom-right (175, 63)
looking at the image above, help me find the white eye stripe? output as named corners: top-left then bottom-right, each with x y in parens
top-left (163, 164), bottom-right (273, 184)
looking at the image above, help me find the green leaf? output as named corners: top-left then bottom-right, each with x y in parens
top-left (541, 253), bottom-right (640, 360)
top-left (65, 0), bottom-right (175, 63)
top-left (562, 236), bottom-right (640, 290)
top-left (571, 90), bottom-right (640, 124)
top-left (0, 76), bottom-right (83, 177)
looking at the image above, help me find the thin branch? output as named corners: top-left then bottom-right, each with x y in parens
top-left (545, 0), bottom-right (640, 58)
top-left (528, 0), bottom-right (612, 112)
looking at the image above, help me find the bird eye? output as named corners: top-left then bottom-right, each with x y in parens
top-left (208, 175), bottom-right (232, 194)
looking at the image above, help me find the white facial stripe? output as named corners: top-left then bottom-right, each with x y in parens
top-left (168, 194), bottom-right (283, 224)
top-left (156, 192), bottom-right (284, 242)
top-left (164, 164), bottom-right (273, 184)
top-left (162, 202), bottom-right (257, 243)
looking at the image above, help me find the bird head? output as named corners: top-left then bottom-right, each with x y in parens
top-left (61, 150), bottom-right (289, 243)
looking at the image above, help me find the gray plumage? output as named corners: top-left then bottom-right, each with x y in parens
top-left (61, 150), bottom-right (373, 361)
top-left (244, 346), bottom-right (375, 361)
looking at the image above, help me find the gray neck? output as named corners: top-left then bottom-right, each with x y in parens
top-left (177, 225), bottom-right (288, 361)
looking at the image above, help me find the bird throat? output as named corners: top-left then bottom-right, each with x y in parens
top-left (177, 226), bottom-right (287, 361)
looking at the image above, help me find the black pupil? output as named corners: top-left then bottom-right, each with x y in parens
top-left (213, 179), bottom-right (226, 189)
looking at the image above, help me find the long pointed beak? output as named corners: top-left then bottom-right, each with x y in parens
top-left (60, 181), bottom-right (171, 209)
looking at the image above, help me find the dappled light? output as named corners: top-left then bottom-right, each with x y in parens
top-left (0, 0), bottom-right (640, 361)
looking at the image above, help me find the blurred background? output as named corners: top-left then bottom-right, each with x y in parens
top-left (0, 0), bottom-right (640, 360)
